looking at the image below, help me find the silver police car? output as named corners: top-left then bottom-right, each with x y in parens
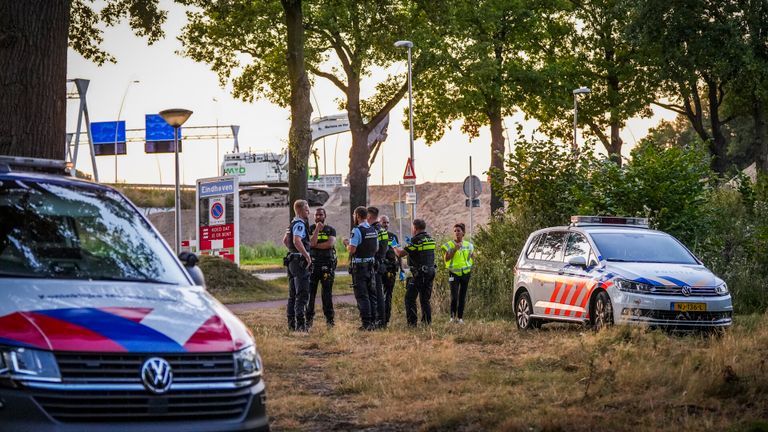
top-left (513, 216), bottom-right (733, 330)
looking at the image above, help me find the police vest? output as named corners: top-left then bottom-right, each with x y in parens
top-left (288, 219), bottom-right (311, 253)
top-left (310, 224), bottom-right (336, 262)
top-left (404, 231), bottom-right (436, 270)
top-left (372, 222), bottom-right (389, 261)
top-left (384, 232), bottom-right (399, 268)
top-left (352, 224), bottom-right (378, 259)
top-left (442, 240), bottom-right (474, 275)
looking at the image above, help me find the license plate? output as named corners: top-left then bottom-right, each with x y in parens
top-left (672, 302), bottom-right (707, 312)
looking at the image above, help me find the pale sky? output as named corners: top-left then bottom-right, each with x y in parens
top-left (66, 0), bottom-right (677, 186)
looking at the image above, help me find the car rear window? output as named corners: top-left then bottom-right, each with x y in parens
top-left (590, 232), bottom-right (698, 264)
top-left (0, 179), bottom-right (189, 284)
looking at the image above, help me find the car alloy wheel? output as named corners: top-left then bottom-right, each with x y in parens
top-left (515, 291), bottom-right (539, 330)
top-left (592, 291), bottom-right (614, 331)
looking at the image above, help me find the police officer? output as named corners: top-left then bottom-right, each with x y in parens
top-left (394, 219), bottom-right (436, 326)
top-left (307, 207), bottom-right (336, 328)
top-left (284, 200), bottom-right (312, 332)
top-left (367, 206), bottom-right (388, 328)
top-left (343, 206), bottom-right (379, 330)
top-left (380, 215), bottom-right (401, 327)
top-left (441, 223), bottom-right (475, 323)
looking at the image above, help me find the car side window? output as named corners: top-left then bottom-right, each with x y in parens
top-left (564, 233), bottom-right (591, 263)
top-left (539, 232), bottom-right (567, 262)
top-left (526, 234), bottom-right (543, 259)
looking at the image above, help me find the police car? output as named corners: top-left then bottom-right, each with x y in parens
top-left (0, 157), bottom-right (268, 431)
top-left (513, 216), bottom-right (733, 330)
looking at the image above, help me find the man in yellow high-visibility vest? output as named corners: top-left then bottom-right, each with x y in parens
top-left (441, 223), bottom-right (475, 323)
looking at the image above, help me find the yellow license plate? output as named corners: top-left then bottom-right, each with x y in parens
top-left (672, 303), bottom-right (707, 312)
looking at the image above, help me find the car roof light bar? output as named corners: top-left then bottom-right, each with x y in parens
top-left (570, 215), bottom-right (649, 228)
top-left (0, 156), bottom-right (69, 175)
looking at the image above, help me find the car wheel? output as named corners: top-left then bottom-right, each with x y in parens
top-left (515, 291), bottom-right (540, 330)
top-left (591, 290), bottom-right (614, 331)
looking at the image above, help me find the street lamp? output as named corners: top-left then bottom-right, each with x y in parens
top-left (114, 80), bottom-right (139, 183)
top-left (395, 39), bottom-right (415, 220)
top-left (572, 86), bottom-right (591, 150)
top-left (159, 108), bottom-right (193, 254)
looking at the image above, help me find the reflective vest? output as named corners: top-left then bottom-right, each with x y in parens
top-left (442, 240), bottom-right (474, 275)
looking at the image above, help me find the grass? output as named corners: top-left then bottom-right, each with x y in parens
top-left (234, 306), bottom-right (768, 432)
top-left (240, 241), bottom-right (350, 268)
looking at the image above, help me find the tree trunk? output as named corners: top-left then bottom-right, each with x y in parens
top-left (608, 122), bottom-right (623, 166)
top-left (281, 0), bottom-right (313, 220)
top-left (706, 80), bottom-right (728, 174)
top-left (488, 107), bottom-right (505, 214)
top-left (0, 0), bottom-right (69, 159)
top-left (753, 98), bottom-right (768, 174)
top-left (346, 78), bottom-right (369, 227)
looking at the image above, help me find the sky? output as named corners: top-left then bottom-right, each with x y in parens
top-left (66, 0), bottom-right (677, 187)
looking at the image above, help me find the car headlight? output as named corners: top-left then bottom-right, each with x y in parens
top-left (233, 346), bottom-right (262, 379)
top-left (715, 282), bottom-right (729, 295)
top-left (0, 346), bottom-right (61, 382)
top-left (615, 278), bottom-right (654, 293)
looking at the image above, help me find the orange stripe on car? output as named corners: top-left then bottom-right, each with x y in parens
top-left (555, 283), bottom-right (573, 316)
top-left (546, 281), bottom-right (562, 314)
top-left (564, 281), bottom-right (586, 317)
top-left (575, 281), bottom-right (598, 318)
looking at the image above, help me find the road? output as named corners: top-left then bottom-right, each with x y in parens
top-left (225, 294), bottom-right (357, 313)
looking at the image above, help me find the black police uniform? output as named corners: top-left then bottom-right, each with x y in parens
top-left (307, 223), bottom-right (336, 327)
top-left (286, 217), bottom-right (311, 331)
top-left (371, 221), bottom-right (389, 327)
top-left (403, 231), bottom-right (436, 326)
top-left (382, 231), bottom-right (400, 326)
top-left (349, 223), bottom-right (379, 329)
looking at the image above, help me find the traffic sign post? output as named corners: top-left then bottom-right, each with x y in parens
top-left (403, 158), bottom-right (417, 226)
top-left (195, 175), bottom-right (240, 265)
top-left (463, 157), bottom-right (483, 239)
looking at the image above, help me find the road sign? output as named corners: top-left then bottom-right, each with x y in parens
top-left (405, 192), bottom-right (417, 204)
top-left (196, 175), bottom-right (240, 265)
top-left (403, 158), bottom-right (416, 180)
top-left (463, 175), bottom-right (482, 199)
top-left (465, 198), bottom-right (481, 208)
top-left (394, 201), bottom-right (410, 219)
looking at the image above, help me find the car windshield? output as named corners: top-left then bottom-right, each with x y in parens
top-left (0, 178), bottom-right (189, 284)
top-left (590, 232), bottom-right (698, 264)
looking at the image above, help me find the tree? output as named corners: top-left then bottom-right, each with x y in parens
top-left (629, 0), bottom-right (744, 174)
top-left (179, 0), bottom-right (418, 219)
top-left (0, 0), bottom-right (166, 159)
top-left (413, 0), bottom-right (571, 213)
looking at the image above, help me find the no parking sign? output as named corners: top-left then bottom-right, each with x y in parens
top-left (196, 176), bottom-right (239, 265)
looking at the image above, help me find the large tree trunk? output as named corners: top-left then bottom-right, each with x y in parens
top-left (608, 122), bottom-right (623, 166)
top-left (706, 80), bottom-right (728, 175)
top-left (753, 98), bottom-right (768, 174)
top-left (0, 0), bottom-right (69, 159)
top-left (488, 107), bottom-right (505, 214)
top-left (346, 78), bottom-right (369, 227)
top-left (281, 0), bottom-right (313, 220)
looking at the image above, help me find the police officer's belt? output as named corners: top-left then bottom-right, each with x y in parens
top-left (351, 257), bottom-right (376, 263)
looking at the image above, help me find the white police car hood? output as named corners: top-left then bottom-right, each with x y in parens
top-left (605, 262), bottom-right (723, 288)
top-left (0, 279), bottom-right (253, 353)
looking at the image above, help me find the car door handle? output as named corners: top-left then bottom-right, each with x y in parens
top-left (558, 269), bottom-right (565, 275)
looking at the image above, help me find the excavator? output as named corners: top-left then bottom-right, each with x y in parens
top-left (221, 113), bottom-right (388, 208)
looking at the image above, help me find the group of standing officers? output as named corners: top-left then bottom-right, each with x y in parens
top-left (283, 199), bottom-right (475, 332)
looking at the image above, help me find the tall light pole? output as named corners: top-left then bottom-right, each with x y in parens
top-left (572, 86), bottom-right (591, 151)
top-left (114, 80), bottom-right (139, 183)
top-left (395, 39), bottom-right (415, 220)
top-left (159, 108), bottom-right (193, 254)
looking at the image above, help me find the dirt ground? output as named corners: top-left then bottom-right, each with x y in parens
top-left (148, 182), bottom-right (492, 246)
top-left (235, 304), bottom-right (768, 432)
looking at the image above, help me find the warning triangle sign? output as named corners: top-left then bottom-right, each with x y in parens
top-left (403, 158), bottom-right (416, 180)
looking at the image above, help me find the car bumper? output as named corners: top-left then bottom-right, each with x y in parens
top-left (611, 290), bottom-right (733, 329)
top-left (0, 379), bottom-right (269, 432)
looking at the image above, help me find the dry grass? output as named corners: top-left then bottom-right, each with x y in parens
top-left (237, 307), bottom-right (768, 432)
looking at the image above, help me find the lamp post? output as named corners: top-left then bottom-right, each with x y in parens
top-left (572, 86), bottom-right (591, 151)
top-left (114, 80), bottom-right (139, 183)
top-left (159, 108), bottom-right (193, 254)
top-left (395, 40), bottom-right (415, 221)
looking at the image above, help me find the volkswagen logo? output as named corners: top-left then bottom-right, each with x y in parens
top-left (681, 285), bottom-right (692, 297)
top-left (141, 357), bottom-right (173, 394)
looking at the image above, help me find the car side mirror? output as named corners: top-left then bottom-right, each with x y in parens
top-left (567, 256), bottom-right (588, 267)
top-left (178, 252), bottom-right (206, 288)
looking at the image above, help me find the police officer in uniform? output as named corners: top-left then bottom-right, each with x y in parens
top-left (367, 206), bottom-right (388, 328)
top-left (394, 219), bottom-right (436, 326)
top-left (284, 200), bottom-right (312, 332)
top-left (307, 207), bottom-right (336, 328)
top-left (343, 206), bottom-right (379, 330)
top-left (380, 215), bottom-right (401, 326)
